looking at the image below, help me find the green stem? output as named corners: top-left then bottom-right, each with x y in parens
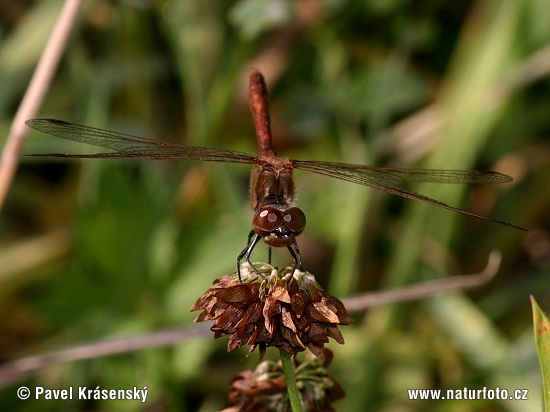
top-left (280, 350), bottom-right (303, 412)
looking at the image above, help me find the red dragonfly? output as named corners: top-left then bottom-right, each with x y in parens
top-left (26, 69), bottom-right (524, 280)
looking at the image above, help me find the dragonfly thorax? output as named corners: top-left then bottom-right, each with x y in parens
top-left (249, 159), bottom-right (306, 247)
top-left (250, 161), bottom-right (296, 210)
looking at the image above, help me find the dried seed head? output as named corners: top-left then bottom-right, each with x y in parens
top-left (190, 263), bottom-right (354, 358)
top-left (221, 350), bottom-right (344, 412)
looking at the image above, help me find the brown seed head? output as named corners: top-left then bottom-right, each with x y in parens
top-left (190, 263), bottom-right (354, 358)
top-left (221, 350), bottom-right (345, 412)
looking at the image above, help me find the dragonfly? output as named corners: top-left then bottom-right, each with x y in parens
top-left (26, 69), bottom-right (524, 281)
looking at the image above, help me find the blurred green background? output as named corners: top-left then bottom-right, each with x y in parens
top-left (1, 0), bottom-right (549, 411)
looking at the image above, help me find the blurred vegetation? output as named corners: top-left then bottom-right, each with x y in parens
top-left (1, 0), bottom-right (549, 411)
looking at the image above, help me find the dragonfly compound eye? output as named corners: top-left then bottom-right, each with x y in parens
top-left (283, 207), bottom-right (306, 235)
top-left (253, 206), bottom-right (283, 235)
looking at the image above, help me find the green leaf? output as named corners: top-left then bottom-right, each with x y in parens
top-left (532, 296), bottom-right (550, 412)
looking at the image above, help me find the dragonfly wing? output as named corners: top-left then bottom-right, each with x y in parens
top-left (292, 160), bottom-right (525, 230)
top-left (26, 119), bottom-right (259, 164)
top-left (292, 160), bottom-right (512, 184)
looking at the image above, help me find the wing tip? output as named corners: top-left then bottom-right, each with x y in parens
top-left (26, 118), bottom-right (69, 128)
top-left (490, 217), bottom-right (527, 231)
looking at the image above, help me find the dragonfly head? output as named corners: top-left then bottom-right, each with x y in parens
top-left (252, 206), bottom-right (306, 247)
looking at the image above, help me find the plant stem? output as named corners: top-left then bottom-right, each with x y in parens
top-left (280, 350), bottom-right (303, 412)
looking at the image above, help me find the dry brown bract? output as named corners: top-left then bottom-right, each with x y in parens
top-left (190, 263), bottom-right (354, 358)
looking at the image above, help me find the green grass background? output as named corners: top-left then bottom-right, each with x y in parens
top-left (1, 0), bottom-right (549, 410)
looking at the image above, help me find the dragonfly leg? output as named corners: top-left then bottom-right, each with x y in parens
top-left (237, 233), bottom-right (266, 283)
top-left (286, 242), bottom-right (303, 280)
top-left (246, 229), bottom-right (255, 244)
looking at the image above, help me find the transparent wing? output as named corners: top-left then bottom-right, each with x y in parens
top-left (26, 119), bottom-right (259, 164)
top-left (292, 160), bottom-right (524, 230)
top-left (26, 119), bottom-right (524, 230)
